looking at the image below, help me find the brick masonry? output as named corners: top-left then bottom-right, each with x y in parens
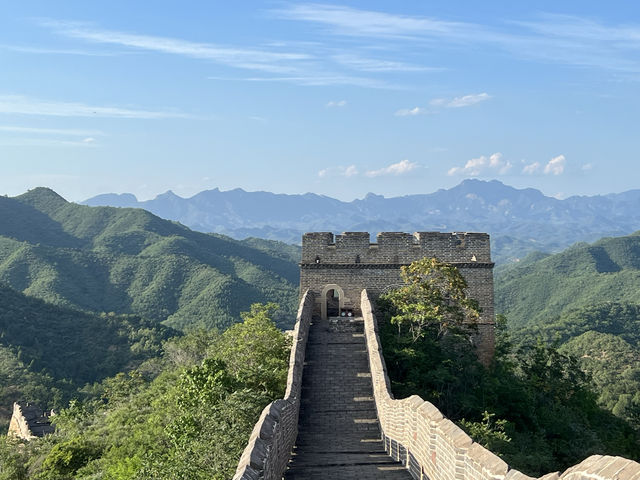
top-left (360, 289), bottom-right (640, 480)
top-left (300, 232), bottom-right (495, 364)
top-left (233, 289), bottom-right (640, 480)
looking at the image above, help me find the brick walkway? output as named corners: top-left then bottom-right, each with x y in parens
top-left (284, 316), bottom-right (411, 480)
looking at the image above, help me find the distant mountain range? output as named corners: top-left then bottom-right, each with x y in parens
top-left (83, 180), bottom-right (640, 263)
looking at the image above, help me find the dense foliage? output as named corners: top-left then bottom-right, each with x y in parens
top-left (379, 259), bottom-right (639, 476)
top-left (0, 303), bottom-right (290, 479)
top-left (495, 231), bottom-right (640, 329)
top-left (0, 188), bottom-right (299, 331)
top-left (0, 282), bottom-right (173, 431)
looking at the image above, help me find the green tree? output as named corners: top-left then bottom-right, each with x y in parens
top-left (383, 257), bottom-right (480, 342)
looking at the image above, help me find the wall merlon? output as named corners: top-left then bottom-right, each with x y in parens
top-left (359, 290), bottom-right (640, 480)
top-left (537, 473), bottom-right (559, 480)
top-left (505, 470), bottom-right (536, 480)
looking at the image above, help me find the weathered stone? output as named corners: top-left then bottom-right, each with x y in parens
top-left (300, 231), bottom-right (496, 364)
top-left (7, 402), bottom-right (54, 440)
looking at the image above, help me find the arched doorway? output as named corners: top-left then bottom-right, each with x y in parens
top-left (320, 284), bottom-right (345, 320)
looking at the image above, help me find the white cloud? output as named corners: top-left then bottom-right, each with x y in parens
top-left (582, 163), bottom-right (593, 171)
top-left (0, 94), bottom-right (191, 119)
top-left (365, 159), bottom-right (417, 177)
top-left (399, 93), bottom-right (490, 117)
top-left (430, 93), bottom-right (490, 108)
top-left (326, 100), bottom-right (347, 107)
top-left (544, 154), bottom-right (566, 175)
top-left (522, 161), bottom-right (541, 174)
top-left (344, 165), bottom-right (358, 177)
top-left (447, 93), bottom-right (491, 108)
top-left (395, 106), bottom-right (426, 116)
top-left (448, 152), bottom-right (512, 176)
top-left (318, 165), bottom-right (359, 178)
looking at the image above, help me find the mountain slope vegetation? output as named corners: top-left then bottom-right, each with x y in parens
top-left (495, 231), bottom-right (640, 329)
top-left (0, 188), bottom-right (299, 330)
top-left (496, 234), bottom-right (640, 429)
top-left (0, 282), bottom-right (174, 430)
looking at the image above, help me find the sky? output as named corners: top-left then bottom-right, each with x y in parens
top-left (1, 1), bottom-right (639, 202)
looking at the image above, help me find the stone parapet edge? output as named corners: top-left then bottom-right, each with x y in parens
top-left (360, 289), bottom-right (640, 480)
top-left (232, 290), bottom-right (314, 480)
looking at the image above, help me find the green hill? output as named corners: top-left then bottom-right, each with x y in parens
top-left (496, 235), bottom-right (640, 428)
top-left (0, 188), bottom-right (299, 330)
top-left (0, 282), bottom-right (175, 430)
top-left (495, 231), bottom-right (640, 329)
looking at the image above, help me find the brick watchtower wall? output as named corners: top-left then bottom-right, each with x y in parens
top-left (300, 231), bottom-right (495, 363)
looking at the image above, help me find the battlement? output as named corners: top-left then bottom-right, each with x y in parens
top-left (302, 231), bottom-right (492, 265)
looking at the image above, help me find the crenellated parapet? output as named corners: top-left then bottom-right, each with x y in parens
top-left (301, 232), bottom-right (495, 364)
top-left (233, 290), bottom-right (314, 480)
top-left (360, 289), bottom-right (640, 480)
top-left (302, 231), bottom-right (492, 265)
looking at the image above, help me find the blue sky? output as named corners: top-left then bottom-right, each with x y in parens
top-left (1, 1), bottom-right (639, 201)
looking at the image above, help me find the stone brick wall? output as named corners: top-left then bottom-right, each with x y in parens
top-left (233, 290), bottom-right (314, 480)
top-left (361, 289), bottom-right (640, 480)
top-left (301, 232), bottom-right (495, 363)
top-left (7, 402), bottom-right (54, 440)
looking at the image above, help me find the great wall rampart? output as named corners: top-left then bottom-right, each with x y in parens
top-left (234, 232), bottom-right (640, 480)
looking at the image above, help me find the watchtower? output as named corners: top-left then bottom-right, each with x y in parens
top-left (299, 231), bottom-right (495, 363)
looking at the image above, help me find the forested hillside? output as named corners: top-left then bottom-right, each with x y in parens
top-left (0, 188), bottom-right (299, 330)
top-left (0, 282), bottom-right (174, 430)
top-left (495, 231), bottom-right (640, 329)
top-left (495, 234), bottom-right (640, 431)
top-left (0, 304), bottom-right (290, 479)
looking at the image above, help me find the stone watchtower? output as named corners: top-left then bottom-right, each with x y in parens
top-left (299, 232), bottom-right (495, 363)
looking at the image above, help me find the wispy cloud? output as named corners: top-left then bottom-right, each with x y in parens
top-left (365, 159), bottom-right (418, 177)
top-left (318, 165), bottom-right (359, 178)
top-left (0, 44), bottom-right (122, 56)
top-left (275, 5), bottom-right (640, 74)
top-left (448, 152), bottom-right (512, 176)
top-left (395, 106), bottom-right (426, 116)
top-left (397, 92), bottom-right (490, 116)
top-left (431, 93), bottom-right (490, 108)
top-left (274, 4), bottom-right (469, 40)
top-left (0, 125), bottom-right (105, 136)
top-left (0, 94), bottom-right (191, 119)
top-left (326, 100), bottom-right (347, 107)
top-left (331, 53), bottom-right (437, 72)
top-left (0, 138), bottom-right (98, 148)
top-left (231, 75), bottom-right (392, 88)
top-left (41, 19), bottom-right (311, 75)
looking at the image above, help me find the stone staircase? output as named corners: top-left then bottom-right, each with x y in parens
top-left (284, 316), bottom-right (411, 479)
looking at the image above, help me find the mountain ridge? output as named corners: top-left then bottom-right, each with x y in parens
top-left (82, 180), bottom-right (640, 263)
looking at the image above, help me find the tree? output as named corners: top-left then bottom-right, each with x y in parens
top-left (383, 257), bottom-right (480, 342)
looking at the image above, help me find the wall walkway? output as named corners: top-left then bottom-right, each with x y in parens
top-left (232, 290), bottom-right (314, 480)
top-left (234, 287), bottom-right (640, 480)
